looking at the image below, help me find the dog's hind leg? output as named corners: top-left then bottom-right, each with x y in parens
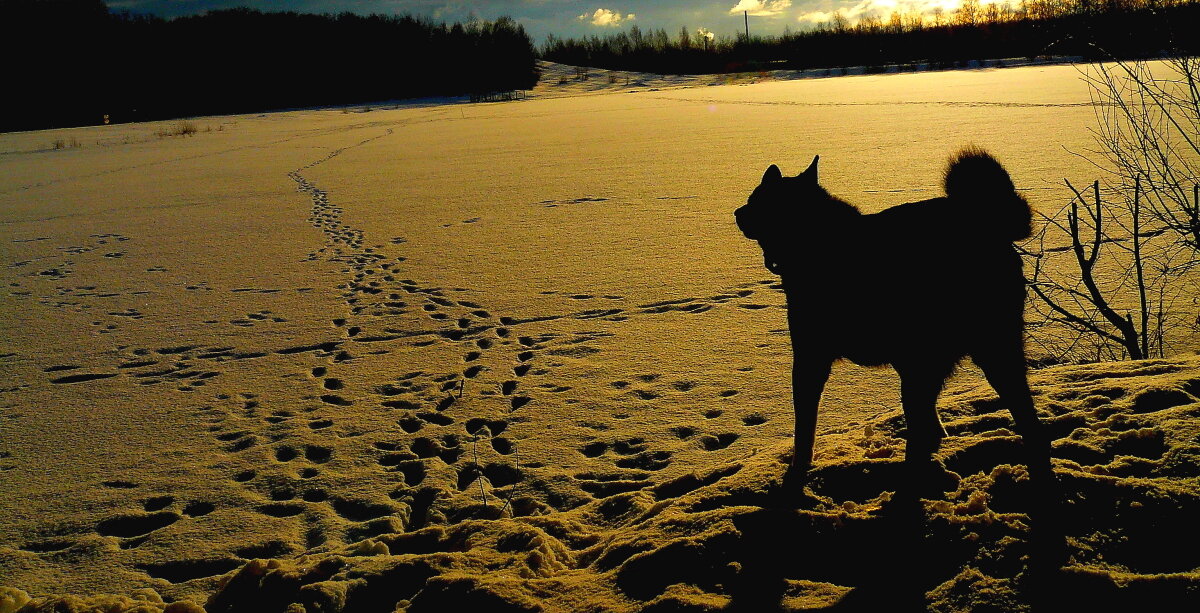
top-left (788, 355), bottom-right (833, 480)
top-left (972, 341), bottom-right (1064, 560)
top-left (972, 344), bottom-right (1053, 482)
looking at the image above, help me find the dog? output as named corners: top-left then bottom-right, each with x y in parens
top-left (734, 148), bottom-right (1051, 488)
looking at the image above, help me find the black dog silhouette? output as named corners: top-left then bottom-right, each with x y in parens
top-left (735, 148), bottom-right (1051, 487)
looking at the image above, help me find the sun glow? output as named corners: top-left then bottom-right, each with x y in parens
top-left (797, 0), bottom-right (1011, 27)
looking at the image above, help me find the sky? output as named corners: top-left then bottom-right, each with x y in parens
top-left (107, 0), bottom-right (971, 43)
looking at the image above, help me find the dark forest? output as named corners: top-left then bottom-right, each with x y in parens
top-left (7, 0), bottom-right (1200, 132)
top-left (543, 0), bottom-right (1200, 75)
top-left (2, 0), bottom-right (540, 132)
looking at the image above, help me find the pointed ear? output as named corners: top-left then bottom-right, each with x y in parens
top-left (762, 164), bottom-right (782, 183)
top-left (800, 155), bottom-right (819, 180)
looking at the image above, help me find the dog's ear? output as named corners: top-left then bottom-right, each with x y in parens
top-left (799, 155), bottom-right (819, 181)
top-left (762, 164), bottom-right (782, 183)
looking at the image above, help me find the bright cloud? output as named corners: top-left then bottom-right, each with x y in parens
top-left (796, 0), bottom-right (966, 25)
top-left (729, 0), bottom-right (794, 16)
top-left (578, 8), bottom-right (636, 26)
top-left (796, 10), bottom-right (835, 23)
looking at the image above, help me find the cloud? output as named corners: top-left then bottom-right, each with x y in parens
top-left (577, 8), bottom-right (636, 26)
top-left (796, 0), bottom-right (964, 25)
top-left (796, 10), bottom-right (835, 23)
top-left (729, 0), bottom-right (793, 16)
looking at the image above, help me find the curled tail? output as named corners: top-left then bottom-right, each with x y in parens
top-left (944, 147), bottom-right (1032, 241)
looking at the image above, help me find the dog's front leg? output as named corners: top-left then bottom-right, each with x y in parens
top-left (788, 355), bottom-right (832, 481)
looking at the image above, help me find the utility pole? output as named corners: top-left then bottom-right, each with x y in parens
top-left (744, 10), bottom-right (749, 42)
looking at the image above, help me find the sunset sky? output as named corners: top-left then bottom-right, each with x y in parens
top-left (107, 0), bottom-right (970, 42)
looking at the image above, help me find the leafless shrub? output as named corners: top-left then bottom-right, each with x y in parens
top-left (1020, 179), bottom-right (1197, 364)
top-left (50, 137), bottom-right (80, 150)
top-left (1027, 57), bottom-right (1200, 364)
top-left (1081, 57), bottom-right (1199, 263)
top-left (155, 121), bottom-right (199, 138)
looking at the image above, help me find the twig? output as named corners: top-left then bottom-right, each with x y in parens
top-left (1063, 179), bottom-right (1143, 359)
top-left (473, 434), bottom-right (487, 507)
top-left (499, 441), bottom-right (521, 515)
top-left (1133, 177), bottom-right (1150, 358)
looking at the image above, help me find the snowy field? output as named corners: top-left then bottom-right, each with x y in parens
top-left (1, 61), bottom-right (1198, 611)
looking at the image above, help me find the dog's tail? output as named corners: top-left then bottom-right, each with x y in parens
top-left (944, 147), bottom-right (1033, 241)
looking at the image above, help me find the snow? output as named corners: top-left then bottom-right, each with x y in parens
top-left (0, 60), bottom-right (1197, 611)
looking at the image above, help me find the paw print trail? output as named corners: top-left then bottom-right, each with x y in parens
top-left (278, 127), bottom-right (776, 536)
top-left (278, 126), bottom-right (562, 540)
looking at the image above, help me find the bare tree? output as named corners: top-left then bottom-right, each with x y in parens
top-left (956, 0), bottom-right (981, 26)
top-left (1021, 179), bottom-right (1197, 364)
top-left (1023, 56), bottom-right (1200, 365)
top-left (1081, 57), bottom-right (1200, 259)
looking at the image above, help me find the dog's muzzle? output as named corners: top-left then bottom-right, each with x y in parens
top-left (734, 205), bottom-right (759, 239)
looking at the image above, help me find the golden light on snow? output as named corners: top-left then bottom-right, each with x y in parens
top-left (3, 60), bottom-right (1199, 610)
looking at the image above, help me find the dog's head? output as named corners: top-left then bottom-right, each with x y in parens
top-left (734, 155), bottom-right (821, 273)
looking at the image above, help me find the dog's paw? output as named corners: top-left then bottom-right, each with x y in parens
top-left (782, 461), bottom-right (812, 485)
top-left (759, 465), bottom-right (812, 507)
top-left (904, 460), bottom-right (960, 498)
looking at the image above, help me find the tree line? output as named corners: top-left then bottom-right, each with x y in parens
top-left (2, 0), bottom-right (539, 132)
top-left (541, 0), bottom-right (1200, 75)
